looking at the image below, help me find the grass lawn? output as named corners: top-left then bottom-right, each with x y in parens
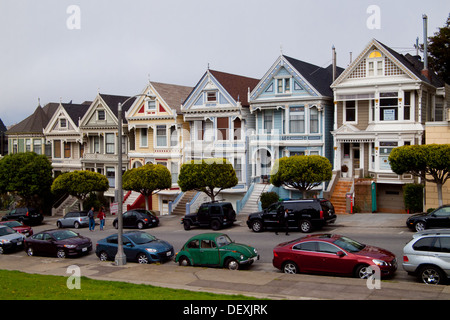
top-left (0, 269), bottom-right (260, 300)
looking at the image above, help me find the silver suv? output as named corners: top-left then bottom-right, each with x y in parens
top-left (402, 229), bottom-right (450, 285)
top-left (56, 211), bottom-right (89, 229)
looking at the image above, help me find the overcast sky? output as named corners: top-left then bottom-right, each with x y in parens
top-left (0, 0), bottom-right (449, 126)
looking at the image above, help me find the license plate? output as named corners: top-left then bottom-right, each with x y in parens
top-left (17, 241), bottom-right (22, 246)
top-left (82, 247), bottom-right (87, 252)
top-left (166, 251), bottom-right (171, 256)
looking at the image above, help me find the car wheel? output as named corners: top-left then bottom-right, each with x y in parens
top-left (299, 220), bottom-right (312, 233)
top-left (137, 253), bottom-right (149, 264)
top-left (211, 220), bottom-right (221, 230)
top-left (355, 264), bottom-right (373, 279)
top-left (415, 221), bottom-right (426, 232)
top-left (56, 221), bottom-right (62, 228)
top-left (74, 222), bottom-right (80, 229)
top-left (178, 256), bottom-right (191, 266)
top-left (225, 258), bottom-right (239, 271)
top-left (183, 220), bottom-right (191, 231)
top-left (0, 246), bottom-right (4, 254)
top-left (137, 221), bottom-right (144, 229)
top-left (282, 261), bottom-right (299, 274)
top-left (420, 265), bottom-right (445, 285)
top-left (99, 251), bottom-right (109, 261)
top-left (56, 249), bottom-right (66, 259)
top-left (26, 247), bottom-right (34, 256)
top-left (251, 220), bottom-right (263, 233)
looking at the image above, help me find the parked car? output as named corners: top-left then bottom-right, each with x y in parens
top-left (406, 205), bottom-right (450, 232)
top-left (57, 211), bottom-right (89, 229)
top-left (175, 233), bottom-right (259, 270)
top-left (272, 233), bottom-right (397, 279)
top-left (96, 231), bottom-right (174, 264)
top-left (113, 209), bottom-right (159, 229)
top-left (247, 199), bottom-right (336, 233)
top-left (2, 207), bottom-right (43, 225)
top-left (0, 220), bottom-right (33, 237)
top-left (0, 225), bottom-right (25, 254)
top-left (182, 201), bottom-right (236, 231)
top-left (402, 229), bottom-right (450, 285)
top-left (24, 229), bottom-right (92, 259)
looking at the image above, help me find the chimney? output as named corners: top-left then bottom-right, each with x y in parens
top-left (422, 14), bottom-right (431, 80)
top-left (332, 45), bottom-right (337, 81)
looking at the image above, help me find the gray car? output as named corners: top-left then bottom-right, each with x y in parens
top-left (56, 211), bottom-right (89, 229)
top-left (402, 229), bottom-right (450, 285)
top-left (0, 225), bottom-right (26, 254)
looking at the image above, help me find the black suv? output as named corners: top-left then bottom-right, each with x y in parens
top-left (2, 207), bottom-right (44, 225)
top-left (246, 199), bottom-right (336, 233)
top-left (182, 202), bottom-right (236, 230)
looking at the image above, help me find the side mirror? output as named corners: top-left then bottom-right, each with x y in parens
top-left (336, 251), bottom-right (346, 258)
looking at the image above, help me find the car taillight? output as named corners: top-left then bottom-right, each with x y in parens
top-left (26, 211), bottom-right (29, 217)
top-left (403, 256), bottom-right (409, 262)
top-left (320, 210), bottom-right (323, 219)
top-left (273, 251), bottom-right (278, 257)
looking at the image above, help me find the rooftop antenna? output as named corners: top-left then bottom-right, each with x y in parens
top-left (37, 97), bottom-right (41, 107)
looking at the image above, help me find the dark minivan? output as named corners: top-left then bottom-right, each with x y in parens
top-left (182, 202), bottom-right (236, 230)
top-left (2, 207), bottom-right (43, 226)
top-left (246, 199), bottom-right (336, 233)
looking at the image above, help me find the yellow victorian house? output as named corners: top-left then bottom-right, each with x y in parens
top-left (125, 81), bottom-right (193, 215)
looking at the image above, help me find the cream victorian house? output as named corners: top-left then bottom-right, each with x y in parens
top-left (125, 81), bottom-right (193, 215)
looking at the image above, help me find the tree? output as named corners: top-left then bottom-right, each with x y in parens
top-left (178, 158), bottom-right (238, 202)
top-left (51, 170), bottom-right (109, 210)
top-left (270, 155), bottom-right (332, 199)
top-left (0, 152), bottom-right (53, 207)
top-left (426, 14), bottom-right (450, 84)
top-left (122, 163), bottom-right (172, 210)
top-left (389, 144), bottom-right (450, 207)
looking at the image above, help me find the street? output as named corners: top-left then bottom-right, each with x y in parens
top-left (7, 213), bottom-right (416, 284)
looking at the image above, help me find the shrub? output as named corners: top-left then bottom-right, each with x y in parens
top-left (260, 192), bottom-right (279, 209)
top-left (403, 184), bottom-right (424, 213)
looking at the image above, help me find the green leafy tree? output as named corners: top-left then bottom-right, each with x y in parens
top-left (426, 14), bottom-right (450, 83)
top-left (178, 158), bottom-right (238, 202)
top-left (122, 163), bottom-right (172, 210)
top-left (270, 155), bottom-right (332, 199)
top-left (51, 170), bottom-right (109, 210)
top-left (0, 152), bottom-right (53, 208)
top-left (389, 144), bottom-right (450, 207)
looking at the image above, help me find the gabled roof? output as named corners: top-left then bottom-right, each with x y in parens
top-left (207, 70), bottom-right (260, 106)
top-left (61, 102), bottom-right (91, 124)
top-left (6, 103), bottom-right (59, 135)
top-left (98, 94), bottom-right (137, 123)
top-left (150, 82), bottom-right (193, 113)
top-left (0, 119), bottom-right (7, 133)
top-left (283, 55), bottom-right (344, 97)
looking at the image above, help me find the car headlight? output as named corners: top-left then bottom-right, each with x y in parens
top-left (254, 248), bottom-right (258, 254)
top-left (146, 248), bottom-right (157, 253)
top-left (372, 259), bottom-right (388, 266)
top-left (1, 239), bottom-right (11, 244)
top-left (64, 244), bottom-right (77, 248)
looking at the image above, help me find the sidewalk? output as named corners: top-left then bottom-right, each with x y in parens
top-left (3, 213), bottom-right (450, 300)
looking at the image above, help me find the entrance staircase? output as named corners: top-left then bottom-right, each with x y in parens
top-left (171, 190), bottom-right (197, 215)
top-left (330, 179), bottom-right (353, 214)
top-left (238, 183), bottom-right (268, 216)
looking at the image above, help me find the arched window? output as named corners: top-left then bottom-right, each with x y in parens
top-left (367, 50), bottom-right (383, 77)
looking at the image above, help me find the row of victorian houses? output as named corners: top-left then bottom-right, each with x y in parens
top-left (5, 39), bottom-right (450, 215)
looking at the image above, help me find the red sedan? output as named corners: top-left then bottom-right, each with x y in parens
top-left (273, 234), bottom-right (397, 279)
top-left (0, 220), bottom-right (33, 237)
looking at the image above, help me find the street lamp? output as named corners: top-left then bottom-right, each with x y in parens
top-left (115, 93), bottom-right (150, 266)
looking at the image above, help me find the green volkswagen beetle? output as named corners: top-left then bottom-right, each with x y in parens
top-left (175, 233), bottom-right (259, 270)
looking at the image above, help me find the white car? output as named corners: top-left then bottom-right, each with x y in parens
top-left (402, 229), bottom-right (450, 285)
top-left (0, 225), bottom-right (26, 254)
top-left (57, 211), bottom-right (89, 229)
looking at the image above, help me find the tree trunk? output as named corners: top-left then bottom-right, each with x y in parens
top-left (437, 182), bottom-right (443, 207)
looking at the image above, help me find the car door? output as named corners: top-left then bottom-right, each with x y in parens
top-left (291, 241), bottom-right (323, 273)
top-left (198, 239), bottom-right (220, 266)
top-left (186, 239), bottom-right (202, 265)
top-left (429, 207), bottom-right (450, 228)
top-left (63, 212), bottom-right (75, 227)
top-left (123, 211), bottom-right (137, 228)
top-left (197, 206), bottom-right (210, 226)
top-left (38, 233), bottom-right (56, 256)
top-left (315, 241), bottom-right (356, 275)
top-left (264, 203), bottom-right (281, 228)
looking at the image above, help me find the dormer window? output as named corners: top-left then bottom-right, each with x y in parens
top-left (206, 91), bottom-right (217, 103)
top-left (367, 50), bottom-right (383, 77)
top-left (60, 118), bottom-right (67, 129)
top-left (146, 99), bottom-right (156, 111)
top-left (97, 110), bottom-right (105, 121)
top-left (276, 78), bottom-right (291, 94)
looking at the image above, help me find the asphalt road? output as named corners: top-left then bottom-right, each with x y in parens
top-left (10, 213), bottom-right (416, 283)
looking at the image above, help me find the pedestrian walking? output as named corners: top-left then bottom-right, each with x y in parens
top-left (98, 206), bottom-right (106, 231)
top-left (88, 207), bottom-right (95, 231)
top-left (276, 207), bottom-right (289, 235)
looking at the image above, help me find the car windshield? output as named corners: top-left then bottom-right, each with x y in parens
top-left (215, 235), bottom-right (232, 247)
top-left (0, 227), bottom-right (15, 236)
top-left (126, 232), bottom-right (156, 245)
top-left (52, 230), bottom-right (79, 240)
top-left (3, 221), bottom-right (23, 228)
top-left (333, 236), bottom-right (366, 253)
